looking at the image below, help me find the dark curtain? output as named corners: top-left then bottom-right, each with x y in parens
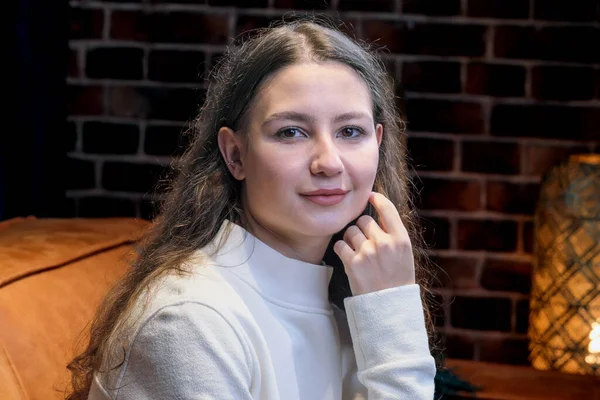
top-left (1, 0), bottom-right (69, 220)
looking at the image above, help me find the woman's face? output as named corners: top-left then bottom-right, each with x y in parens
top-left (227, 61), bottom-right (382, 241)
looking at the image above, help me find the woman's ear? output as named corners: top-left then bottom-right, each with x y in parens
top-left (375, 123), bottom-right (383, 147)
top-left (217, 127), bottom-right (246, 181)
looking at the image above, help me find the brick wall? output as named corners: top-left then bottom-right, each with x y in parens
top-left (67, 0), bottom-right (600, 365)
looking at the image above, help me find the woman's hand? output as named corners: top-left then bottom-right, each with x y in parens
top-left (333, 191), bottom-right (416, 296)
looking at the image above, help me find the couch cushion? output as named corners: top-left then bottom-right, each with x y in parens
top-left (0, 343), bottom-right (28, 400)
top-left (0, 217), bottom-right (150, 288)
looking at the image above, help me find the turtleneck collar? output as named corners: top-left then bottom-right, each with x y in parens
top-left (200, 219), bottom-right (334, 311)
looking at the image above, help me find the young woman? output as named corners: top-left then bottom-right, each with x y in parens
top-left (68, 17), bottom-right (437, 400)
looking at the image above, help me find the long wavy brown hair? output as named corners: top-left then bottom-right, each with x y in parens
top-left (66, 16), bottom-right (438, 399)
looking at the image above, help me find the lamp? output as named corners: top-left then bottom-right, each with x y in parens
top-left (529, 154), bottom-right (600, 376)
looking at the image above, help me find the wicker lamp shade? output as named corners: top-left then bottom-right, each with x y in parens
top-left (529, 154), bottom-right (600, 376)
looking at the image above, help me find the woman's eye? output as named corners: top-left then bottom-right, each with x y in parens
top-left (276, 128), bottom-right (304, 138)
top-left (339, 126), bottom-right (364, 138)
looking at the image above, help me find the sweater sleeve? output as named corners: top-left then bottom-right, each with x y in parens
top-left (111, 301), bottom-right (254, 399)
top-left (343, 284), bottom-right (436, 400)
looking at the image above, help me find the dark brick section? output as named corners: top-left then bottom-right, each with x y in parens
top-left (480, 258), bottom-right (532, 294)
top-left (457, 219), bottom-right (518, 252)
top-left (79, 196), bottom-right (137, 218)
top-left (430, 255), bottom-right (479, 289)
top-left (462, 141), bottom-right (520, 175)
top-left (533, 0), bottom-right (600, 22)
top-left (274, 0), bottom-right (331, 9)
top-left (66, 158), bottom-right (96, 190)
top-left (491, 105), bottom-right (600, 141)
top-left (494, 26), bottom-right (600, 63)
top-left (67, 85), bottom-right (104, 116)
top-left (486, 181), bottom-right (540, 214)
top-left (109, 87), bottom-right (204, 121)
top-left (531, 66), bottom-right (596, 101)
top-left (466, 63), bottom-right (526, 97)
top-left (111, 11), bottom-right (229, 44)
top-left (443, 334), bottom-right (476, 360)
top-left (402, 0), bottom-right (461, 16)
top-left (236, 15), bottom-right (285, 36)
top-left (338, 0), bottom-right (394, 12)
top-left (418, 178), bottom-right (481, 211)
top-left (406, 99), bottom-right (484, 134)
top-left (67, 121), bottom-right (77, 152)
top-left (516, 299), bottom-right (530, 334)
top-left (402, 61), bottom-right (461, 93)
top-left (362, 22), bottom-right (487, 56)
top-left (467, 0), bottom-right (529, 19)
top-left (70, 7), bottom-right (103, 39)
top-left (82, 122), bottom-right (140, 154)
top-left (407, 136), bottom-right (454, 171)
top-left (451, 296), bottom-right (512, 331)
top-left (102, 162), bottom-right (168, 193)
top-left (145, 125), bottom-right (189, 156)
top-left (86, 48), bottom-right (144, 80)
top-left (523, 221), bottom-right (534, 254)
top-left (479, 338), bottom-right (530, 365)
top-left (523, 144), bottom-right (591, 176)
top-left (421, 216), bottom-right (451, 250)
top-left (207, 0), bottom-right (268, 7)
top-left (69, 50), bottom-right (80, 78)
top-left (148, 50), bottom-right (206, 83)
top-left (431, 293), bottom-right (446, 328)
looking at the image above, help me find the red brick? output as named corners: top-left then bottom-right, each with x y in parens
top-left (430, 255), bottom-right (479, 289)
top-left (86, 47), bottom-right (144, 80)
top-left (406, 136), bottom-right (454, 171)
top-left (145, 125), bottom-right (190, 156)
top-left (66, 158), bottom-right (96, 190)
top-left (523, 144), bottom-right (591, 176)
top-left (69, 7), bottom-right (103, 39)
top-left (406, 99), bottom-right (484, 134)
top-left (418, 178), bottom-right (482, 211)
top-left (443, 334), bottom-right (476, 360)
top-left (111, 11), bottom-right (147, 41)
top-left (148, 12), bottom-right (229, 44)
top-left (523, 221), bottom-right (534, 254)
top-left (532, 65), bottom-right (596, 101)
top-left (148, 50), bottom-right (206, 83)
top-left (466, 62), bottom-right (525, 97)
top-left (533, 0), bottom-right (600, 22)
top-left (402, 0), bottom-right (461, 16)
top-left (362, 21), bottom-right (487, 56)
top-left (274, 0), bottom-right (331, 9)
top-left (109, 87), bottom-right (204, 121)
top-left (457, 219), bottom-right (518, 252)
top-left (486, 181), bottom-right (540, 214)
top-left (481, 258), bottom-right (532, 294)
top-left (67, 84), bottom-right (104, 116)
top-left (461, 141), bottom-right (520, 175)
top-left (402, 61), bottom-right (461, 93)
top-left (235, 15), bottom-right (287, 36)
top-left (516, 299), bottom-right (530, 334)
top-left (494, 25), bottom-right (600, 63)
top-left (451, 296), bottom-right (512, 331)
top-left (467, 0), bottom-right (529, 19)
top-left (491, 105), bottom-right (600, 140)
top-left (420, 216), bottom-right (450, 250)
top-left (479, 337), bottom-right (530, 365)
top-left (338, 0), bottom-right (394, 12)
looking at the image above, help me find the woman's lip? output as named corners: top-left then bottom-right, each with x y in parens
top-left (301, 193), bottom-right (347, 206)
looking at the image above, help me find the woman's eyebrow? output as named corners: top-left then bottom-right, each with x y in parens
top-left (262, 111), bottom-right (371, 127)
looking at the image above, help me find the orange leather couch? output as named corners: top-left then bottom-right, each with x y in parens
top-left (0, 217), bottom-right (150, 400)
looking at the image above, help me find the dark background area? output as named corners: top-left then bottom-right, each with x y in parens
top-left (4, 0), bottom-right (599, 367)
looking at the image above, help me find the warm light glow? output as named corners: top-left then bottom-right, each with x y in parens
top-left (585, 321), bottom-right (600, 366)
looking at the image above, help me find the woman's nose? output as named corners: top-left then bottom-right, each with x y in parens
top-left (309, 136), bottom-right (344, 176)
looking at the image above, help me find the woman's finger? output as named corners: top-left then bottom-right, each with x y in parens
top-left (355, 214), bottom-right (384, 241)
top-left (368, 192), bottom-right (403, 236)
top-left (333, 239), bottom-right (355, 266)
top-left (343, 225), bottom-right (367, 251)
